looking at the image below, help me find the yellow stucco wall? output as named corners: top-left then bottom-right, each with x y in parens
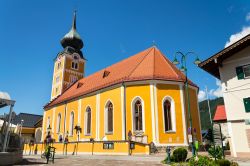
top-left (125, 84), bottom-right (153, 142)
top-left (53, 105), bottom-right (65, 141)
top-left (184, 87), bottom-right (202, 142)
top-left (44, 82), bottom-right (201, 155)
top-left (80, 94), bottom-right (96, 140)
top-left (99, 87), bottom-right (122, 140)
top-left (156, 84), bottom-right (185, 144)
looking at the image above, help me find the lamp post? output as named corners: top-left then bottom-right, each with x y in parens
top-left (74, 124), bottom-right (82, 155)
top-left (20, 119), bottom-right (24, 136)
top-left (172, 51), bottom-right (201, 157)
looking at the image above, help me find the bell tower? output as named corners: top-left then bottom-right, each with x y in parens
top-left (51, 11), bottom-right (85, 100)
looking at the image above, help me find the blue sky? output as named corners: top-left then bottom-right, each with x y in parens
top-left (0, 0), bottom-right (250, 115)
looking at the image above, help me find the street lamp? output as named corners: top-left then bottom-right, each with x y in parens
top-left (74, 124), bottom-right (82, 141)
top-left (74, 124), bottom-right (82, 155)
top-left (172, 51), bottom-right (201, 157)
top-left (20, 119), bottom-right (24, 136)
top-left (47, 125), bottom-right (52, 133)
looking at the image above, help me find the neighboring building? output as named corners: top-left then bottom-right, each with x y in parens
top-left (213, 105), bottom-right (229, 146)
top-left (42, 12), bottom-right (201, 154)
top-left (12, 113), bottom-right (43, 143)
top-left (199, 34), bottom-right (250, 157)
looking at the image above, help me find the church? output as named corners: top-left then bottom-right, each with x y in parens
top-left (40, 12), bottom-right (201, 155)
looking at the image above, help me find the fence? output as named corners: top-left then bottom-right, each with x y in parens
top-left (23, 140), bottom-right (150, 156)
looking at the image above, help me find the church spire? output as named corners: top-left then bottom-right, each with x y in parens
top-left (61, 11), bottom-right (84, 50)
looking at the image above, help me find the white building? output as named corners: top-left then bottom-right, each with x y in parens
top-left (199, 34), bottom-right (250, 157)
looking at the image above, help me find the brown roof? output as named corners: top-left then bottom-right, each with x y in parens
top-left (44, 47), bottom-right (197, 110)
top-left (198, 34), bottom-right (250, 79)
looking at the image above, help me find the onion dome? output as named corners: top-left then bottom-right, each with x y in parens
top-left (61, 11), bottom-right (83, 50)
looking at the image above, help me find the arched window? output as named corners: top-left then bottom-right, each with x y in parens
top-left (163, 100), bottom-right (172, 131)
top-left (105, 102), bottom-right (113, 133)
top-left (56, 113), bottom-right (61, 133)
top-left (133, 99), bottom-right (143, 132)
top-left (47, 117), bottom-right (50, 131)
top-left (85, 107), bottom-right (91, 135)
top-left (69, 112), bottom-right (74, 136)
top-left (162, 97), bottom-right (176, 132)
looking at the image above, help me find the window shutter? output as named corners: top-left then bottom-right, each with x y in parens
top-left (243, 98), bottom-right (250, 113)
top-left (236, 66), bottom-right (244, 80)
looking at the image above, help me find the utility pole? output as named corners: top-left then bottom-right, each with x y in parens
top-left (205, 86), bottom-right (216, 160)
top-left (205, 86), bottom-right (212, 125)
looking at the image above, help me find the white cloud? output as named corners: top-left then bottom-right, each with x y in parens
top-left (246, 12), bottom-right (250, 22)
top-left (198, 90), bottom-right (206, 101)
top-left (0, 91), bottom-right (11, 100)
top-left (225, 26), bottom-right (250, 48)
top-left (209, 79), bottom-right (223, 98)
top-left (198, 79), bottom-right (223, 102)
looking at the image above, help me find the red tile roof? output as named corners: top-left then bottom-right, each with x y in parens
top-left (44, 47), bottom-right (197, 109)
top-left (213, 105), bottom-right (227, 122)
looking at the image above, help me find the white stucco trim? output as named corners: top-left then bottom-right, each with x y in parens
top-left (153, 83), bottom-right (159, 143)
top-left (56, 113), bottom-right (62, 134)
top-left (150, 84), bottom-right (156, 143)
top-left (195, 88), bottom-right (202, 142)
top-left (179, 85), bottom-right (187, 145)
top-left (78, 99), bottom-right (82, 138)
top-left (52, 108), bottom-right (56, 133)
top-left (130, 96), bottom-right (145, 133)
top-left (104, 99), bottom-right (115, 136)
top-left (121, 86), bottom-right (125, 140)
top-left (223, 56), bottom-right (250, 65)
top-left (161, 96), bottom-right (176, 133)
top-left (227, 122), bottom-right (237, 157)
top-left (60, 56), bottom-right (66, 95)
top-left (41, 111), bottom-right (46, 141)
top-left (69, 111), bottom-right (74, 136)
top-left (96, 93), bottom-right (100, 140)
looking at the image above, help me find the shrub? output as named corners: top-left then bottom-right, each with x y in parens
top-left (230, 161), bottom-right (239, 166)
top-left (172, 148), bottom-right (188, 162)
top-left (208, 146), bottom-right (223, 159)
top-left (215, 159), bottom-right (231, 166)
top-left (188, 155), bottom-right (214, 166)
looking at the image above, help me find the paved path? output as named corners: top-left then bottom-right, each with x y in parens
top-left (14, 154), bottom-right (250, 166)
top-left (15, 155), bottom-right (165, 166)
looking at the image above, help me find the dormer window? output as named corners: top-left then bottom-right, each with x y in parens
top-left (103, 70), bottom-right (110, 78)
top-left (72, 62), bottom-right (78, 70)
top-left (77, 82), bottom-right (83, 88)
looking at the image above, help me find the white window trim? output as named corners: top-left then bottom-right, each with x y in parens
top-left (243, 64), bottom-right (250, 78)
top-left (131, 96), bottom-right (145, 134)
top-left (162, 96), bottom-right (176, 133)
top-left (56, 113), bottom-right (61, 134)
top-left (69, 111), bottom-right (74, 136)
top-left (104, 100), bottom-right (114, 135)
top-left (47, 117), bottom-right (50, 132)
top-left (84, 106), bottom-right (92, 136)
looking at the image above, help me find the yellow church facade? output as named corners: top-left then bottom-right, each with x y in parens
top-left (37, 12), bottom-right (201, 155)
